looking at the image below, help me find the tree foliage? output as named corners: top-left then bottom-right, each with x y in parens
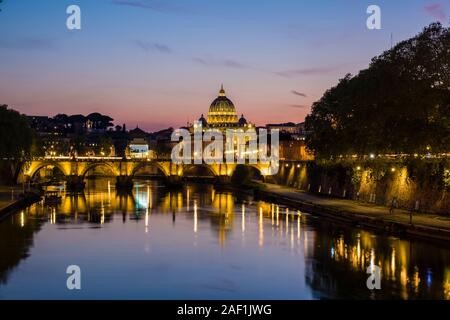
top-left (0, 105), bottom-right (34, 158)
top-left (0, 105), bottom-right (35, 184)
top-left (305, 23), bottom-right (450, 158)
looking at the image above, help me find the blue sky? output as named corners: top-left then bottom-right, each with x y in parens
top-left (0, 0), bottom-right (448, 130)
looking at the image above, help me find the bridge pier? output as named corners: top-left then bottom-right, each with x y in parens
top-left (65, 175), bottom-right (86, 191)
top-left (116, 175), bottom-right (134, 191)
top-left (215, 175), bottom-right (231, 186)
top-left (166, 175), bottom-right (183, 188)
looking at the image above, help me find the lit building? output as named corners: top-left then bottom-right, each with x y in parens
top-left (127, 127), bottom-right (155, 159)
top-left (185, 86), bottom-right (257, 162)
top-left (266, 122), bottom-right (308, 140)
top-left (195, 85), bottom-right (254, 132)
top-left (279, 139), bottom-right (314, 161)
top-left (267, 123), bottom-right (313, 160)
top-left (128, 138), bottom-right (151, 159)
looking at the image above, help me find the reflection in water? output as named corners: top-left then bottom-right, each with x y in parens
top-left (306, 222), bottom-right (450, 299)
top-left (194, 200), bottom-right (198, 234)
top-left (0, 209), bottom-right (44, 285)
top-left (0, 178), bottom-right (450, 299)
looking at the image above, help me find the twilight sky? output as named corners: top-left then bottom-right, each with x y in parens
top-left (0, 0), bottom-right (448, 131)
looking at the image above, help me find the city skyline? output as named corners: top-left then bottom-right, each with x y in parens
top-left (1, 1), bottom-right (450, 305)
top-left (0, 0), bottom-right (449, 131)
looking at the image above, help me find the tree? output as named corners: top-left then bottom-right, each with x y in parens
top-left (87, 113), bottom-right (114, 131)
top-left (306, 23), bottom-right (450, 158)
top-left (0, 105), bottom-right (35, 184)
top-left (0, 105), bottom-right (34, 158)
top-left (53, 114), bottom-right (69, 124)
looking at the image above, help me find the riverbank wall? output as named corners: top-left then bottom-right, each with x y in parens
top-left (0, 190), bottom-right (42, 221)
top-left (254, 187), bottom-right (450, 243)
top-left (268, 159), bottom-right (449, 215)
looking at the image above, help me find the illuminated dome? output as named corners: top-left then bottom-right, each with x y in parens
top-left (207, 85), bottom-right (238, 126)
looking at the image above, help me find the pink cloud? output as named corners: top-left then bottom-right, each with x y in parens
top-left (424, 3), bottom-right (447, 21)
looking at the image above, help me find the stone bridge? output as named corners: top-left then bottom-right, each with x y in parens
top-left (21, 157), bottom-right (273, 190)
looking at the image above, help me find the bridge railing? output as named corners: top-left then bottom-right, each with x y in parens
top-left (34, 156), bottom-right (171, 162)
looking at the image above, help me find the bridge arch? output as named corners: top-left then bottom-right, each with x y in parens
top-left (27, 161), bottom-right (69, 180)
top-left (231, 164), bottom-right (265, 183)
top-left (183, 164), bottom-right (219, 177)
top-left (80, 162), bottom-right (119, 178)
top-left (131, 161), bottom-right (169, 177)
top-left (248, 164), bottom-right (264, 178)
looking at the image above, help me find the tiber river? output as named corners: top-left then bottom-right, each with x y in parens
top-left (1, 178), bottom-right (450, 300)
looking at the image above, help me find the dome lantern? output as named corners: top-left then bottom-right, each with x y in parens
top-left (219, 84), bottom-right (226, 97)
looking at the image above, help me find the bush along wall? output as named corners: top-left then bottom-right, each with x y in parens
top-left (274, 159), bottom-right (450, 215)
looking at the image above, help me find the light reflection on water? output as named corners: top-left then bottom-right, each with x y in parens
top-left (0, 178), bottom-right (450, 300)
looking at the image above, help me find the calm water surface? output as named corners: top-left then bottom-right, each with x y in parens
top-left (1, 179), bottom-right (450, 300)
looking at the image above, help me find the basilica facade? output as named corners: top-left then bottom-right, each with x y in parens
top-left (195, 85), bottom-right (253, 131)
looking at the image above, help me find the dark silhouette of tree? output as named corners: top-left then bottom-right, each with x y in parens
top-left (0, 105), bottom-right (35, 184)
top-left (53, 113), bottom-right (69, 124)
top-left (306, 23), bottom-right (450, 158)
top-left (67, 114), bottom-right (86, 124)
top-left (87, 113), bottom-right (114, 131)
top-left (0, 209), bottom-right (44, 284)
top-left (0, 105), bottom-right (34, 158)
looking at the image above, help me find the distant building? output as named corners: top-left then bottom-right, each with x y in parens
top-left (148, 127), bottom-right (175, 158)
top-left (266, 122), bottom-right (307, 141)
top-left (279, 139), bottom-right (314, 161)
top-left (266, 122), bottom-right (299, 134)
top-left (193, 85), bottom-right (254, 132)
top-left (27, 116), bottom-right (52, 132)
top-left (266, 122), bottom-right (313, 161)
top-left (128, 138), bottom-right (151, 159)
top-left (127, 127), bottom-right (154, 159)
top-left (28, 113), bottom-right (117, 157)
